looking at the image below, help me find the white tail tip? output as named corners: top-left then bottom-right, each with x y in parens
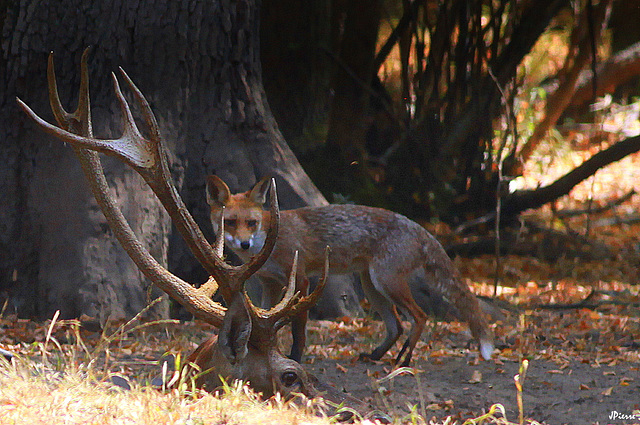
top-left (480, 339), bottom-right (494, 360)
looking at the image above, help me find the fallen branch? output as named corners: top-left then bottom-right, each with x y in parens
top-left (446, 222), bottom-right (612, 261)
top-left (533, 289), bottom-right (640, 310)
top-left (592, 213), bottom-right (640, 227)
top-left (555, 189), bottom-right (636, 217)
top-left (453, 211), bottom-right (497, 234)
top-left (533, 288), bottom-right (597, 310)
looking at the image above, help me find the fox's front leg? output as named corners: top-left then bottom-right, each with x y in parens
top-left (289, 274), bottom-right (310, 362)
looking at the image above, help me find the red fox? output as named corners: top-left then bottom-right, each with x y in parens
top-left (206, 175), bottom-right (494, 365)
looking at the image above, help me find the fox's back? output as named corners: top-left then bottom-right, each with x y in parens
top-left (268, 204), bottom-right (442, 277)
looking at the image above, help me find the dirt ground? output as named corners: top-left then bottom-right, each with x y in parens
top-left (300, 312), bottom-right (640, 425)
top-left (104, 300), bottom-right (638, 425)
top-left (124, 308), bottom-right (640, 425)
top-left (306, 345), bottom-right (640, 425)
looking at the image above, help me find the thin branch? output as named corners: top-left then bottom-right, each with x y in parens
top-left (373, 0), bottom-right (421, 72)
top-left (488, 66), bottom-right (517, 297)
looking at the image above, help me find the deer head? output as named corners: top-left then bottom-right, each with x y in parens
top-left (16, 50), bottom-right (338, 401)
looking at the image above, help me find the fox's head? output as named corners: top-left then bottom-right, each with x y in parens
top-left (206, 175), bottom-right (271, 256)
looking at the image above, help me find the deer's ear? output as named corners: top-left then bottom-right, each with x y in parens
top-left (248, 176), bottom-right (272, 205)
top-left (206, 175), bottom-right (231, 206)
top-left (218, 293), bottom-right (251, 364)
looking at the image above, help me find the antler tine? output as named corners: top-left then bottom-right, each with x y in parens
top-left (262, 250), bottom-right (300, 315)
top-left (247, 246), bottom-right (330, 331)
top-left (47, 48), bottom-right (91, 135)
top-left (117, 67), bottom-right (161, 142)
top-left (273, 246), bottom-right (330, 330)
top-left (244, 250), bottom-right (299, 328)
top-left (109, 72), bottom-right (156, 168)
top-left (214, 207), bottom-right (226, 258)
top-left (47, 53), bottom-right (71, 125)
top-left (209, 207), bottom-right (236, 301)
top-left (16, 96), bottom-right (106, 152)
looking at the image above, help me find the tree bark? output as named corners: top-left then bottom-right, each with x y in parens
top-left (325, 0), bottom-right (381, 164)
top-left (0, 0), bottom-right (325, 321)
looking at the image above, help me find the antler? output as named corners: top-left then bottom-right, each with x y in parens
top-left (15, 49), bottom-right (230, 326)
top-left (249, 247), bottom-right (331, 331)
top-left (17, 51), bottom-right (337, 400)
top-left (17, 50), bottom-right (278, 303)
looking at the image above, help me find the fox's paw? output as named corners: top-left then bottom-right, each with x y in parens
top-left (358, 352), bottom-right (373, 362)
top-left (358, 351), bottom-right (384, 363)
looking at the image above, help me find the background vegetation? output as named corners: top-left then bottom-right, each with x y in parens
top-left (263, 0), bottom-right (640, 225)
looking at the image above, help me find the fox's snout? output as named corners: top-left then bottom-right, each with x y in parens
top-left (224, 231), bottom-right (265, 255)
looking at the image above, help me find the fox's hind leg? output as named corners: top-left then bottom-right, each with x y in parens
top-left (365, 263), bottom-right (428, 366)
top-left (358, 268), bottom-right (404, 362)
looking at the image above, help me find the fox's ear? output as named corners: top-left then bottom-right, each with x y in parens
top-left (248, 176), bottom-right (272, 205)
top-left (206, 175), bottom-right (231, 206)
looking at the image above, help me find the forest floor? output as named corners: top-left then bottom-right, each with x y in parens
top-left (1, 151), bottom-right (640, 424)
top-left (2, 299), bottom-right (638, 425)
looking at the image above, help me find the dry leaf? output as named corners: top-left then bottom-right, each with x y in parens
top-left (468, 370), bottom-right (482, 384)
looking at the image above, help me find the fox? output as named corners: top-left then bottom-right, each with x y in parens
top-left (205, 175), bottom-right (494, 365)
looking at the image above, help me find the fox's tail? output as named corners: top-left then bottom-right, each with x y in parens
top-left (414, 276), bottom-right (494, 359)
top-left (446, 273), bottom-right (494, 359)
top-left (422, 236), bottom-right (495, 359)
top-left (444, 273), bottom-right (494, 359)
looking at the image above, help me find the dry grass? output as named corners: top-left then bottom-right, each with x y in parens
top-left (0, 306), bottom-right (531, 425)
top-left (0, 340), bottom-right (531, 425)
top-left (0, 312), bottom-right (341, 425)
top-left (0, 354), bottom-right (336, 425)
top-left (0, 350), bottom-right (536, 425)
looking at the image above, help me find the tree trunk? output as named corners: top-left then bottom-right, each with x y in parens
top-left (260, 0), bottom-right (333, 150)
top-left (325, 0), bottom-right (381, 163)
top-left (317, 0), bottom-right (381, 199)
top-left (0, 0), bottom-right (325, 321)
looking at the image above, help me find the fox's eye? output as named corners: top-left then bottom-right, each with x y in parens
top-left (247, 220), bottom-right (258, 228)
top-left (225, 219), bottom-right (237, 228)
